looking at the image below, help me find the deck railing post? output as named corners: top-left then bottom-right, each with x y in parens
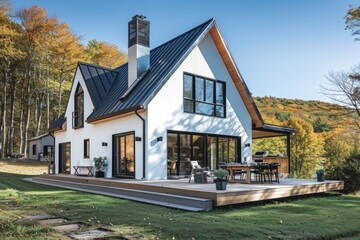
top-left (287, 135), bottom-right (291, 174)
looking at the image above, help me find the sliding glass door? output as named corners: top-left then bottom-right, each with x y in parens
top-left (59, 142), bottom-right (71, 174)
top-left (113, 132), bottom-right (135, 178)
top-left (167, 131), bottom-right (240, 177)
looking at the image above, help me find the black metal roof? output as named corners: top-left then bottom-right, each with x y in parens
top-left (86, 18), bottom-right (215, 122)
top-left (78, 62), bottom-right (118, 108)
top-left (48, 113), bottom-right (66, 132)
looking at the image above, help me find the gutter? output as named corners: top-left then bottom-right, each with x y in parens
top-left (135, 107), bottom-right (146, 179)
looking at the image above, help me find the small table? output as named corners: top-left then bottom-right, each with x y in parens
top-left (73, 166), bottom-right (94, 176)
top-left (226, 164), bottom-right (258, 184)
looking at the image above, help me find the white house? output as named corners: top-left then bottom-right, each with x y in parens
top-left (48, 16), bottom-right (293, 180)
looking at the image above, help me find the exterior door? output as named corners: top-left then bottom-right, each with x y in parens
top-left (59, 142), bottom-right (71, 174)
top-left (113, 132), bottom-right (135, 178)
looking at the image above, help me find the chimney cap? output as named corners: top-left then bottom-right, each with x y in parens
top-left (132, 15), bottom-right (147, 20)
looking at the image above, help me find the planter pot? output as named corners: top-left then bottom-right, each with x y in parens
top-left (215, 179), bottom-right (228, 190)
top-left (317, 173), bottom-right (325, 182)
top-left (95, 171), bottom-right (105, 178)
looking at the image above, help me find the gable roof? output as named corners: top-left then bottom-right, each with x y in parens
top-left (28, 133), bottom-right (54, 142)
top-left (50, 18), bottom-right (265, 128)
top-left (78, 62), bottom-right (118, 108)
top-left (86, 18), bottom-right (216, 122)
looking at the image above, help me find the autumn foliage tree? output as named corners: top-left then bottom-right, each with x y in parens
top-left (0, 2), bottom-right (126, 157)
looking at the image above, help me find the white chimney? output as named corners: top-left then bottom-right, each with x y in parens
top-left (128, 15), bottom-right (150, 88)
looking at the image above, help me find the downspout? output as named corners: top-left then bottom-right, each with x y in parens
top-left (135, 108), bottom-right (146, 179)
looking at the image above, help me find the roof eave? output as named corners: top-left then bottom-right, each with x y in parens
top-left (87, 105), bottom-right (145, 123)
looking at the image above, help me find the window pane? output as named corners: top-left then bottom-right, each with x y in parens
top-left (207, 136), bottom-right (217, 170)
top-left (125, 135), bottom-right (135, 175)
top-left (216, 106), bottom-right (225, 117)
top-left (218, 137), bottom-right (228, 163)
top-left (183, 74), bottom-right (193, 99)
top-left (167, 133), bottom-right (178, 176)
top-left (205, 80), bottom-right (214, 103)
top-left (195, 77), bottom-right (204, 101)
top-left (229, 138), bottom-right (236, 163)
top-left (179, 134), bottom-right (192, 175)
top-left (192, 135), bottom-right (204, 167)
top-left (216, 82), bottom-right (224, 104)
top-left (184, 99), bottom-right (194, 113)
top-left (195, 102), bottom-right (214, 116)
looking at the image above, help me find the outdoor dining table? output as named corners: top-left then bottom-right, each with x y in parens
top-left (226, 164), bottom-right (258, 184)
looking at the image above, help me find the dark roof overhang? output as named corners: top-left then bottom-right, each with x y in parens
top-left (252, 123), bottom-right (294, 139)
top-left (87, 105), bottom-right (145, 123)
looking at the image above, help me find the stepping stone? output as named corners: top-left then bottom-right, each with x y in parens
top-left (38, 218), bottom-right (68, 225)
top-left (23, 213), bottom-right (57, 220)
top-left (53, 223), bottom-right (86, 232)
top-left (68, 228), bottom-right (112, 239)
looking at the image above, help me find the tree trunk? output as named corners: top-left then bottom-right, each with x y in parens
top-left (22, 62), bottom-right (31, 155)
top-left (57, 72), bottom-right (63, 118)
top-left (1, 69), bottom-right (7, 158)
top-left (46, 65), bottom-right (50, 129)
top-left (19, 85), bottom-right (24, 153)
top-left (7, 69), bottom-right (16, 155)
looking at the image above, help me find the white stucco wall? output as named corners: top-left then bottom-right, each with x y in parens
top-left (28, 139), bottom-right (41, 160)
top-left (53, 68), bottom-right (146, 179)
top-left (147, 33), bottom-right (252, 180)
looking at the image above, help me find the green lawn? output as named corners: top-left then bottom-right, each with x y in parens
top-left (1, 159), bottom-right (360, 240)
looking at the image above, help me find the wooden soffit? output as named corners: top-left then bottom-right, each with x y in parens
top-left (209, 25), bottom-right (263, 128)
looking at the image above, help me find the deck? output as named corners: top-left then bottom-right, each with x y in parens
top-left (32, 174), bottom-right (344, 211)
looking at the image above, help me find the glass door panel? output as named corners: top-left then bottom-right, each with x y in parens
top-left (167, 133), bottom-right (178, 176)
top-left (179, 134), bottom-right (191, 175)
top-left (113, 132), bottom-right (135, 178)
top-left (228, 138), bottom-right (237, 163)
top-left (192, 134), bottom-right (204, 167)
top-left (207, 136), bottom-right (217, 170)
top-left (218, 137), bottom-right (228, 163)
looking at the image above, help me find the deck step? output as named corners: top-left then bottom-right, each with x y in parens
top-left (28, 177), bottom-right (213, 211)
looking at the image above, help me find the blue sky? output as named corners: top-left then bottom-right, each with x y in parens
top-left (12, 0), bottom-right (360, 101)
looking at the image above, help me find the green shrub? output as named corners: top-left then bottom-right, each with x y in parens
top-left (312, 117), bottom-right (332, 133)
top-left (326, 154), bottom-right (360, 194)
top-left (275, 112), bottom-right (291, 121)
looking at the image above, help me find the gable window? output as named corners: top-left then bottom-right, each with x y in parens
top-left (183, 73), bottom-right (226, 117)
top-left (73, 84), bottom-right (84, 129)
top-left (84, 139), bottom-right (90, 159)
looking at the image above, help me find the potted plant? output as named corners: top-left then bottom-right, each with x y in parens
top-left (316, 169), bottom-right (325, 182)
top-left (94, 156), bottom-right (108, 178)
top-left (213, 169), bottom-right (229, 190)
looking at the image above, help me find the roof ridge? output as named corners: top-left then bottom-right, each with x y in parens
top-left (78, 61), bottom-right (118, 73)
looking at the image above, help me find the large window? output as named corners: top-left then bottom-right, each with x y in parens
top-left (73, 84), bottom-right (84, 129)
top-left (167, 131), bottom-right (240, 177)
top-left (84, 139), bottom-right (90, 159)
top-left (183, 73), bottom-right (226, 117)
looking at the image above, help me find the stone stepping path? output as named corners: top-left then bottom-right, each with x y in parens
top-left (23, 213), bottom-right (116, 239)
top-left (38, 217), bottom-right (69, 225)
top-left (53, 223), bottom-right (87, 232)
top-left (23, 213), bottom-right (56, 220)
top-left (68, 228), bottom-right (113, 239)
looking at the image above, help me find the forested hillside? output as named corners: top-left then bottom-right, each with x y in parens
top-left (253, 96), bottom-right (359, 178)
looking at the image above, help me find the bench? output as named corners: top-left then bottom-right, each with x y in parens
top-left (73, 166), bottom-right (94, 176)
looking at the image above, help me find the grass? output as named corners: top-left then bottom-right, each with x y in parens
top-left (1, 159), bottom-right (360, 239)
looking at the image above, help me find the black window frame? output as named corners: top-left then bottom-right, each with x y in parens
top-left (84, 139), bottom-right (90, 159)
top-left (73, 84), bottom-right (84, 129)
top-left (183, 72), bottom-right (226, 118)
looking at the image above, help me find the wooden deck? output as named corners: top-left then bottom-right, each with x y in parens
top-left (35, 174), bottom-right (344, 208)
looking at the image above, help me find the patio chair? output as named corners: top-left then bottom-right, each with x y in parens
top-left (251, 162), bottom-right (270, 183)
top-left (189, 161), bottom-right (213, 183)
top-left (268, 162), bottom-right (280, 183)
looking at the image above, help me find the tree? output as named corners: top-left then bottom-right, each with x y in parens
top-left (312, 117), bottom-right (331, 133)
top-left (345, 6), bottom-right (360, 41)
top-left (322, 66), bottom-right (360, 129)
top-left (86, 39), bottom-right (126, 68)
top-left (288, 117), bottom-right (324, 178)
